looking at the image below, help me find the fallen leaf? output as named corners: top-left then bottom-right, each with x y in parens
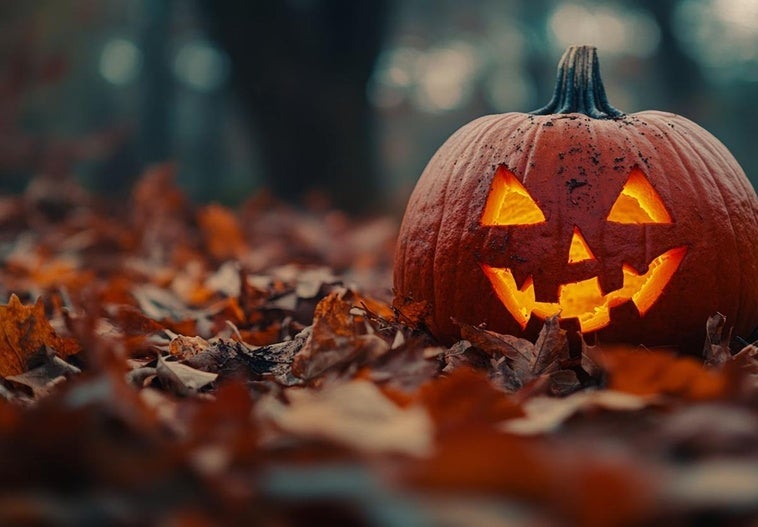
top-left (406, 428), bottom-right (552, 499)
top-left (501, 390), bottom-right (652, 435)
top-left (408, 427), bottom-right (655, 527)
top-left (547, 368), bottom-right (581, 396)
top-left (417, 367), bottom-right (524, 437)
top-left (292, 290), bottom-right (389, 380)
top-left (655, 403), bottom-right (758, 458)
top-left (443, 339), bottom-right (496, 375)
top-left (257, 379), bottom-right (433, 457)
top-left (130, 164), bottom-right (197, 263)
top-left (6, 350), bottom-right (81, 398)
top-left (703, 312), bottom-right (731, 366)
top-left (600, 347), bottom-right (728, 400)
top-left (531, 314), bottom-right (567, 375)
top-left (156, 355), bottom-right (218, 396)
top-left (580, 338), bottom-right (603, 379)
top-left (721, 343), bottom-right (758, 401)
top-left (204, 261), bottom-right (242, 297)
top-left (556, 454), bottom-right (655, 527)
top-left (168, 335), bottom-right (211, 359)
top-left (460, 324), bottom-right (533, 376)
top-left (460, 316), bottom-right (572, 393)
top-left (197, 203), bottom-right (248, 261)
top-left (391, 297), bottom-right (430, 329)
top-left (185, 380), bottom-right (258, 453)
top-left (663, 460), bottom-right (758, 511)
top-left (0, 295), bottom-right (79, 377)
top-left (369, 342), bottom-right (440, 392)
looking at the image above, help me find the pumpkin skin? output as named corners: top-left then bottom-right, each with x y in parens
top-left (393, 46), bottom-right (758, 352)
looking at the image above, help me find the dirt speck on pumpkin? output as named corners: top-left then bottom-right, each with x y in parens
top-left (565, 178), bottom-right (589, 193)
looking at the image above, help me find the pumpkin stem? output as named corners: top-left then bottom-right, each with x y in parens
top-left (531, 45), bottom-right (624, 119)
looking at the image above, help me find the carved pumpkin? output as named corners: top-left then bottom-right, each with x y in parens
top-left (394, 45), bottom-right (758, 351)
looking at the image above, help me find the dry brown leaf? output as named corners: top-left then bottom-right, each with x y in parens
top-left (460, 316), bottom-right (573, 394)
top-left (197, 203), bottom-right (248, 261)
top-left (130, 164), bottom-right (199, 265)
top-left (556, 454), bottom-right (655, 527)
top-left (416, 367), bottom-right (524, 436)
top-left (257, 379), bottom-right (433, 456)
top-left (728, 343), bottom-right (758, 375)
top-left (369, 343), bottom-right (440, 392)
top-left (406, 429), bottom-right (552, 499)
top-left (703, 312), bottom-right (731, 366)
top-left (600, 347), bottom-right (728, 400)
top-left (408, 427), bottom-right (655, 527)
top-left (391, 297), bottom-right (430, 329)
top-left (655, 403), bottom-right (758, 458)
top-left (442, 339), bottom-right (494, 375)
top-left (531, 314), bottom-right (567, 375)
top-left (156, 355), bottom-right (218, 396)
top-left (5, 351), bottom-right (81, 398)
top-left (292, 290), bottom-right (382, 380)
top-left (311, 290), bottom-right (356, 341)
top-left (168, 335), bottom-right (211, 360)
top-left (722, 343), bottom-right (758, 401)
top-left (460, 324), bottom-right (533, 376)
top-left (501, 390), bottom-right (652, 435)
top-left (183, 380), bottom-right (260, 469)
top-left (0, 295), bottom-right (79, 377)
top-left (662, 460), bottom-right (758, 512)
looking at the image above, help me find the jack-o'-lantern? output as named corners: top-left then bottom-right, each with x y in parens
top-left (394, 45), bottom-right (758, 351)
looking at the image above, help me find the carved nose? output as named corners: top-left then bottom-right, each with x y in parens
top-left (568, 227), bottom-right (595, 264)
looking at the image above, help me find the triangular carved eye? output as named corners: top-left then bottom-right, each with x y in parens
top-left (607, 168), bottom-right (671, 224)
top-left (568, 227), bottom-right (595, 263)
top-left (481, 166), bottom-right (546, 226)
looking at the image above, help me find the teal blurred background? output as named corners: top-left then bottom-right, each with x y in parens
top-left (0, 0), bottom-right (756, 212)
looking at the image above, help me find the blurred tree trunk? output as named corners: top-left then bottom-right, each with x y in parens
top-left (520, 0), bottom-right (553, 108)
top-left (638, 0), bottom-right (756, 186)
top-left (139, 0), bottom-right (173, 164)
top-left (201, 0), bottom-right (388, 213)
top-left (635, 0), bottom-right (704, 115)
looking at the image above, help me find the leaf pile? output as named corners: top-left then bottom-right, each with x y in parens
top-left (1, 168), bottom-right (757, 527)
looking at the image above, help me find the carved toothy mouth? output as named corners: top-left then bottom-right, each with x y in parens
top-left (481, 246), bottom-right (687, 333)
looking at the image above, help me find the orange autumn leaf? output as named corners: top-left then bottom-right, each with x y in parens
top-left (132, 163), bottom-right (188, 217)
top-left (291, 291), bottom-right (360, 379)
top-left (197, 204), bottom-right (248, 261)
top-left (410, 434), bottom-right (655, 527)
top-left (599, 347), bottom-right (728, 400)
top-left (237, 323), bottom-right (282, 346)
top-left (555, 455), bottom-right (655, 527)
top-left (408, 429), bottom-right (551, 499)
top-left (0, 295), bottom-right (79, 377)
top-left (354, 293), bottom-right (394, 321)
top-left (311, 290), bottom-right (358, 342)
top-left (416, 367), bottom-right (524, 435)
top-left (26, 256), bottom-right (94, 292)
top-left (391, 296), bottom-right (430, 329)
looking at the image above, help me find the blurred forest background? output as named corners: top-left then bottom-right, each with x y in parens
top-left (0, 0), bottom-right (756, 213)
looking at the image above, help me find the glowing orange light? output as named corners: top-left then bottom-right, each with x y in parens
top-left (608, 168), bottom-right (671, 224)
top-left (568, 227), bottom-right (595, 263)
top-left (481, 167), bottom-right (546, 226)
top-left (481, 246), bottom-right (687, 332)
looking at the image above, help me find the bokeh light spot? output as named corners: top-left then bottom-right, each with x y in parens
top-left (173, 40), bottom-right (230, 92)
top-left (99, 38), bottom-right (142, 85)
top-left (548, 3), bottom-right (660, 58)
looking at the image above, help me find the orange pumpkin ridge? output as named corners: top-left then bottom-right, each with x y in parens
top-left (394, 45), bottom-right (758, 353)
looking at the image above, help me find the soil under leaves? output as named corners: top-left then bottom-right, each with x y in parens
top-left (0, 167), bottom-right (757, 527)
